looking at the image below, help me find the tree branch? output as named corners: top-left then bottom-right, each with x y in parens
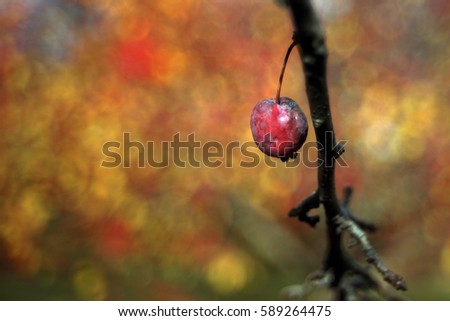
top-left (334, 216), bottom-right (407, 290)
top-left (284, 0), bottom-right (407, 298)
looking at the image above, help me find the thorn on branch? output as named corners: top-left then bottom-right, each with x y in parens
top-left (288, 189), bottom-right (321, 227)
top-left (334, 215), bottom-right (407, 291)
top-left (342, 185), bottom-right (353, 206)
top-left (341, 186), bottom-right (377, 233)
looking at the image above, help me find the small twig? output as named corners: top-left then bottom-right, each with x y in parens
top-left (341, 186), bottom-right (376, 232)
top-left (288, 189), bottom-right (320, 227)
top-left (334, 215), bottom-right (408, 291)
top-left (342, 185), bottom-right (353, 206)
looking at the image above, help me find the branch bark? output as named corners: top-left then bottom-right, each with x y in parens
top-left (285, 0), bottom-right (407, 298)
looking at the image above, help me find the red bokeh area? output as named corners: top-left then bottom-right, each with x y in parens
top-left (115, 39), bottom-right (156, 80)
top-left (0, 0), bottom-right (449, 300)
top-left (95, 218), bottom-right (134, 259)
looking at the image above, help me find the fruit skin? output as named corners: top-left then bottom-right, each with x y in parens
top-left (250, 97), bottom-right (308, 160)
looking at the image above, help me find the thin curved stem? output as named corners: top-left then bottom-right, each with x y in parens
top-left (276, 40), bottom-right (297, 104)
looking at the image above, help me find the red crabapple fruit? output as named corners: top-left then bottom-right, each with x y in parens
top-left (250, 96), bottom-right (308, 161)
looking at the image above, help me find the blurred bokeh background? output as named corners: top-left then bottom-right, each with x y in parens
top-left (0, 0), bottom-right (449, 300)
